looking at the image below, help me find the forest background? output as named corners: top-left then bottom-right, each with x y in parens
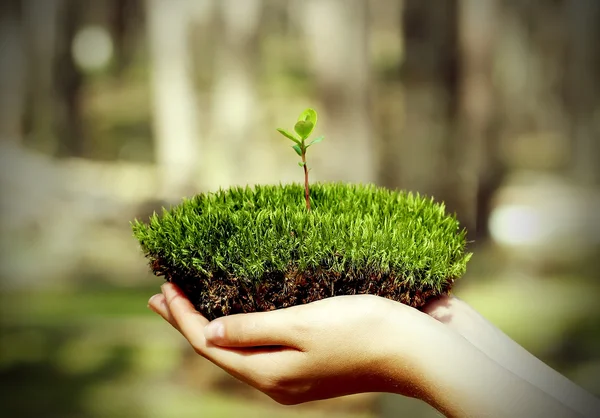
top-left (0, 1), bottom-right (599, 417)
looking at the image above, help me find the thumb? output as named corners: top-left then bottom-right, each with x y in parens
top-left (204, 308), bottom-right (305, 349)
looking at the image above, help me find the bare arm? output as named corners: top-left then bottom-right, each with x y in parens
top-left (400, 312), bottom-right (584, 418)
top-left (424, 296), bottom-right (600, 417)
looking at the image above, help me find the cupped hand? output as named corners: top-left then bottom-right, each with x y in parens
top-left (149, 282), bottom-right (436, 405)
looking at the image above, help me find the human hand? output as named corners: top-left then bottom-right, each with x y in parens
top-left (148, 282), bottom-right (435, 405)
top-left (148, 284), bottom-right (596, 417)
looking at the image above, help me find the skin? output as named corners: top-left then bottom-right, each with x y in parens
top-left (422, 297), bottom-right (600, 417)
top-left (149, 283), bottom-right (600, 417)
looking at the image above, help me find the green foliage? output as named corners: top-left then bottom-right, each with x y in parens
top-left (307, 136), bottom-right (324, 147)
top-left (132, 183), bottom-right (471, 293)
top-left (275, 128), bottom-right (300, 144)
top-left (292, 144), bottom-right (302, 156)
top-left (277, 107), bottom-right (323, 162)
top-left (298, 108), bottom-right (317, 126)
top-left (294, 121), bottom-right (314, 139)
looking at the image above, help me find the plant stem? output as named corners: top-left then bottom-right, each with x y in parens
top-left (302, 152), bottom-right (310, 211)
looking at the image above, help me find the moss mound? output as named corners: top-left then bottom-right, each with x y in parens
top-left (132, 182), bottom-right (471, 320)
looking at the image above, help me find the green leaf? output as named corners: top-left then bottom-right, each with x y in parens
top-left (292, 144), bottom-right (303, 156)
top-left (294, 120), bottom-right (314, 139)
top-left (298, 161), bottom-right (306, 167)
top-left (298, 108), bottom-right (318, 127)
top-left (276, 128), bottom-right (300, 144)
top-left (307, 136), bottom-right (324, 147)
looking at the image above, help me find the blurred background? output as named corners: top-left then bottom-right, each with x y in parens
top-left (0, 0), bottom-right (599, 417)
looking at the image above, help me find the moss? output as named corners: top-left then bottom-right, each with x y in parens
top-left (132, 182), bottom-right (471, 320)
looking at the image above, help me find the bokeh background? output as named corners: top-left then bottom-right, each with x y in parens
top-left (1, 0), bottom-right (599, 417)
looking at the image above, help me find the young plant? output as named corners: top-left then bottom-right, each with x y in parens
top-left (277, 108), bottom-right (324, 211)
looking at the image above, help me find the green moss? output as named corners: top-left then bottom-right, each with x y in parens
top-left (132, 182), bottom-right (471, 319)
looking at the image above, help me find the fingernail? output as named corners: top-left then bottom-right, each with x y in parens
top-left (204, 321), bottom-right (224, 341)
top-left (148, 294), bottom-right (161, 306)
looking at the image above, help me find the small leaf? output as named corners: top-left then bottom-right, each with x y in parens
top-left (298, 161), bottom-right (306, 167)
top-left (298, 108), bottom-right (318, 127)
top-left (307, 135), bottom-right (324, 147)
top-left (276, 128), bottom-right (300, 144)
top-left (294, 120), bottom-right (314, 139)
top-left (292, 144), bottom-right (303, 156)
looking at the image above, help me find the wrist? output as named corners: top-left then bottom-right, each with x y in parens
top-left (375, 306), bottom-right (444, 399)
top-left (380, 316), bottom-right (470, 415)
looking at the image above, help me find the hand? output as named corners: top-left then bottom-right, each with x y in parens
top-left (149, 282), bottom-right (434, 405)
top-left (149, 284), bottom-right (593, 417)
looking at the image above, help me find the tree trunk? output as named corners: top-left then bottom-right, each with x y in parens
top-left (493, 0), bottom-right (571, 168)
top-left (452, 0), bottom-right (501, 240)
top-left (396, 0), bottom-right (459, 199)
top-left (145, 0), bottom-right (201, 199)
top-left (53, 0), bottom-right (85, 157)
top-left (298, 0), bottom-right (375, 183)
top-left (108, 0), bottom-right (142, 79)
top-left (207, 0), bottom-right (263, 188)
top-left (564, 0), bottom-right (600, 186)
top-left (0, 0), bottom-right (25, 144)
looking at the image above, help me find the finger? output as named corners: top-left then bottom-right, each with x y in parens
top-left (160, 283), bottom-right (271, 379)
top-left (422, 295), bottom-right (482, 336)
top-left (159, 283), bottom-right (238, 357)
top-left (421, 294), bottom-right (454, 320)
top-left (204, 307), bottom-right (306, 349)
top-left (148, 294), bottom-right (179, 330)
top-left (160, 282), bottom-right (209, 348)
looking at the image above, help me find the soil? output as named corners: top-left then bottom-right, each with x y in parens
top-left (151, 258), bottom-right (455, 320)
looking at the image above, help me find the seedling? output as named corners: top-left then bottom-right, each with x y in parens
top-left (277, 108), bottom-right (324, 211)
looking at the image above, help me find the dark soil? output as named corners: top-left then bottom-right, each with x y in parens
top-left (150, 258), bottom-right (455, 320)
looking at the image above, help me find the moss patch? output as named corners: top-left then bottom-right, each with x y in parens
top-left (132, 182), bottom-right (471, 319)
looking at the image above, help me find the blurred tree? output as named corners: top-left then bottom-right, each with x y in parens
top-left (0, 0), bottom-right (25, 144)
top-left (493, 0), bottom-right (570, 173)
top-left (145, 0), bottom-right (201, 199)
top-left (452, 0), bottom-right (502, 241)
top-left (209, 0), bottom-right (263, 188)
top-left (109, 0), bottom-right (142, 79)
top-left (564, 0), bottom-right (600, 186)
top-left (22, 0), bottom-right (58, 152)
top-left (371, 0), bottom-right (404, 189)
top-left (21, 0), bottom-right (85, 157)
top-left (298, 0), bottom-right (376, 183)
top-left (395, 0), bottom-right (459, 205)
top-left (54, 0), bottom-right (85, 157)
top-left (449, 0), bottom-right (600, 241)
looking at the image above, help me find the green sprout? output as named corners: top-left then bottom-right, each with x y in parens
top-left (277, 108), bottom-right (324, 211)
